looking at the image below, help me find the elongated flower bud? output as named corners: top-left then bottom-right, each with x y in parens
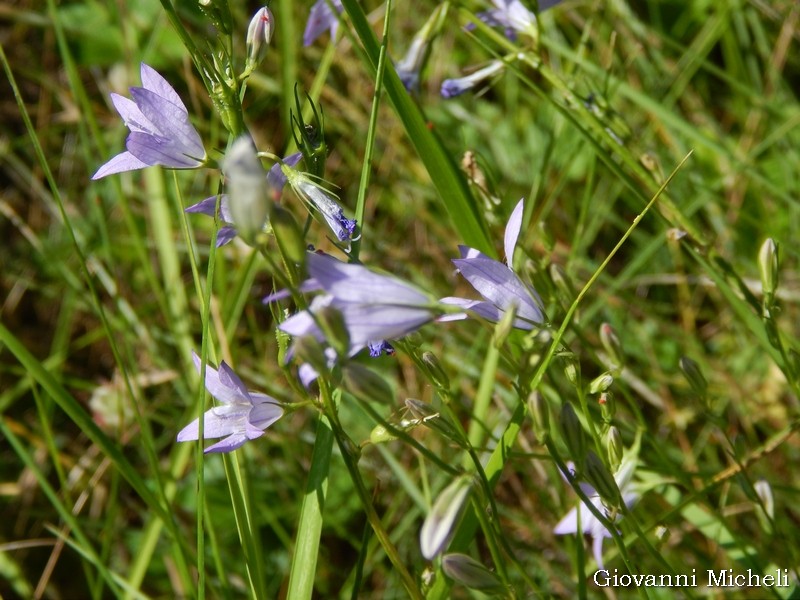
top-left (316, 305), bottom-right (350, 358)
top-left (600, 323), bottom-right (624, 369)
top-left (343, 364), bottom-right (394, 404)
top-left (605, 426), bottom-right (623, 474)
top-left (758, 238), bottom-right (779, 308)
top-left (422, 352), bottom-right (450, 391)
top-left (588, 372), bottom-right (613, 395)
top-left (442, 553), bottom-right (505, 593)
top-left (559, 402), bottom-right (587, 471)
top-left (420, 475), bottom-right (472, 559)
top-left (527, 391), bottom-right (549, 444)
top-left (270, 204), bottom-right (307, 271)
top-left (224, 136), bottom-right (270, 245)
top-left (246, 6), bottom-right (275, 72)
top-left (679, 356), bottom-right (707, 401)
top-left (754, 479), bottom-right (774, 534)
top-left (585, 450), bottom-right (622, 508)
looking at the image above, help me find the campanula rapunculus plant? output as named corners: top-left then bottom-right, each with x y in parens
top-left (394, 3), bottom-right (449, 92)
top-left (303, 0), bottom-right (343, 46)
top-left (471, 0), bottom-right (538, 40)
top-left (441, 199), bottom-right (545, 329)
top-left (177, 352), bottom-right (284, 453)
top-left (92, 63), bottom-right (206, 179)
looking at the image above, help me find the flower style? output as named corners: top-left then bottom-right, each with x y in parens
top-left (177, 352), bottom-right (283, 453)
top-left (92, 63), bottom-right (206, 180)
top-left (303, 0), bottom-right (343, 46)
top-left (554, 457), bottom-right (638, 569)
top-left (441, 198), bottom-right (545, 330)
top-left (440, 61), bottom-right (506, 99)
top-left (281, 165), bottom-right (357, 241)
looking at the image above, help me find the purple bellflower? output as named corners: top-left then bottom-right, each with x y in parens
top-left (281, 165), bottom-right (357, 242)
top-left (441, 60), bottom-right (506, 99)
top-left (441, 199), bottom-right (545, 330)
top-left (467, 0), bottom-right (545, 41)
top-left (177, 352), bottom-right (283, 453)
top-left (92, 63), bottom-right (206, 180)
top-left (303, 0), bottom-right (343, 46)
top-left (275, 253), bottom-right (439, 383)
top-left (185, 152), bottom-right (302, 246)
top-left (554, 457), bottom-right (638, 569)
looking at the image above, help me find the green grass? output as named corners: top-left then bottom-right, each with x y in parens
top-left (2, 0), bottom-right (800, 598)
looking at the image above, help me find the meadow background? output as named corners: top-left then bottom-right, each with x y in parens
top-left (2, 0), bottom-right (800, 598)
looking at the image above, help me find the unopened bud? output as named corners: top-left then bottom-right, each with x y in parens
top-left (224, 136), bottom-right (271, 245)
top-left (549, 263), bottom-right (576, 305)
top-left (245, 7), bottom-right (275, 72)
top-left (758, 238), bottom-right (779, 307)
top-left (270, 204), bottom-right (307, 269)
top-left (420, 475), bottom-right (472, 559)
top-left (422, 352), bottom-right (450, 391)
top-left (343, 364), bottom-right (393, 404)
top-left (599, 392), bottom-right (615, 423)
top-left (563, 356), bottom-right (580, 387)
top-left (588, 372), bottom-right (614, 395)
top-left (605, 426), bottom-right (623, 474)
top-left (369, 423), bottom-right (398, 444)
top-left (316, 305), bottom-right (350, 358)
top-left (679, 356), bottom-right (707, 400)
top-left (405, 398), bottom-right (460, 442)
top-left (493, 302), bottom-right (517, 348)
top-left (527, 391), bottom-right (549, 444)
top-left (600, 323), bottom-right (624, 369)
top-left (585, 450), bottom-right (622, 508)
top-left (292, 336), bottom-right (329, 376)
top-left (754, 479), bottom-right (774, 519)
top-left (441, 553), bottom-right (505, 594)
top-left (559, 403), bottom-right (587, 471)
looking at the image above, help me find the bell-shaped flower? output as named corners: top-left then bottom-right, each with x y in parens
top-left (303, 0), bottom-right (343, 46)
top-left (440, 60), bottom-right (506, 99)
top-left (280, 253), bottom-right (438, 354)
top-left (553, 457), bottom-right (638, 569)
top-left (92, 63), bottom-right (206, 180)
top-left (440, 198), bottom-right (545, 330)
top-left (177, 352), bottom-right (283, 453)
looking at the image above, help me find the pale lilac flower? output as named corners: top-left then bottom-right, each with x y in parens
top-left (440, 61), bottom-right (506, 99)
top-left (185, 195), bottom-right (237, 247)
top-left (304, 0), bottom-right (343, 46)
top-left (281, 166), bottom-right (356, 242)
top-left (440, 199), bottom-right (545, 329)
top-left (395, 36), bottom-right (428, 92)
top-left (467, 0), bottom-right (560, 40)
top-left (280, 253), bottom-right (437, 354)
top-left (554, 458), bottom-right (638, 569)
top-left (92, 63), bottom-right (206, 180)
top-left (177, 352), bottom-right (283, 453)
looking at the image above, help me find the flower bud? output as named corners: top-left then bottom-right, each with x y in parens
top-left (343, 364), bottom-right (394, 404)
top-left (758, 238), bottom-right (779, 307)
top-left (493, 301), bottom-right (517, 348)
top-left (405, 398), bottom-right (460, 442)
top-left (549, 263), bottom-right (576, 306)
top-left (599, 323), bottom-right (624, 370)
top-left (599, 392), bottom-right (615, 423)
top-left (588, 372), bottom-right (614, 395)
top-left (420, 475), bottom-right (472, 559)
top-left (245, 6), bottom-right (275, 72)
top-left (527, 391), bottom-right (549, 444)
top-left (315, 305), bottom-right (350, 358)
top-left (422, 352), bottom-right (450, 391)
top-left (270, 204), bottom-right (307, 271)
top-left (369, 423), bottom-right (398, 445)
top-left (559, 402), bottom-right (587, 471)
top-left (585, 450), bottom-right (622, 509)
top-left (292, 335), bottom-right (330, 376)
top-left (679, 356), bottom-right (707, 401)
top-left (223, 136), bottom-right (270, 245)
top-left (754, 479), bottom-right (774, 535)
top-left (441, 553), bottom-right (505, 594)
top-left (605, 426), bottom-right (623, 474)
top-left (563, 359), bottom-right (580, 387)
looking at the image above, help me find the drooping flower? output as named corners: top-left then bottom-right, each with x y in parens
top-left (440, 60), bottom-right (506, 99)
top-left (177, 352), bottom-right (283, 453)
top-left (553, 457), bottom-right (638, 569)
top-left (280, 253), bottom-right (437, 354)
top-left (440, 198), bottom-right (545, 330)
top-left (303, 0), bottom-right (343, 46)
top-left (185, 152), bottom-right (302, 246)
top-left (92, 63), bottom-right (206, 180)
top-left (470, 0), bottom-right (538, 40)
top-left (394, 3), bottom-right (448, 92)
top-left (281, 165), bottom-right (357, 242)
